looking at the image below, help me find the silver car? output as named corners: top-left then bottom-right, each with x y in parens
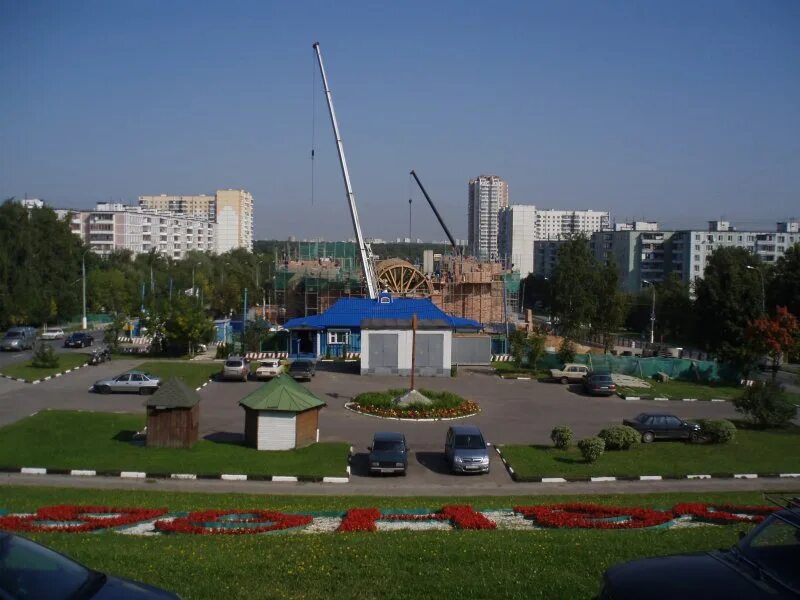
top-left (93, 371), bottom-right (161, 395)
top-left (1, 327), bottom-right (36, 351)
top-left (444, 425), bottom-right (490, 474)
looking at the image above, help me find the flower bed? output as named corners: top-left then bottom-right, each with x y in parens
top-left (0, 504), bottom-right (167, 533)
top-left (348, 388), bottom-right (479, 420)
top-left (672, 503), bottom-right (780, 524)
top-left (514, 503), bottom-right (674, 529)
top-left (337, 505), bottom-right (496, 532)
top-left (154, 509), bottom-right (313, 535)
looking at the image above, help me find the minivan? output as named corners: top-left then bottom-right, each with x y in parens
top-left (444, 425), bottom-right (490, 474)
top-left (221, 357), bottom-right (249, 382)
top-left (0, 327), bottom-right (36, 351)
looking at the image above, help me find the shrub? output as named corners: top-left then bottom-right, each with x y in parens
top-left (700, 419), bottom-right (736, 444)
top-left (732, 381), bottom-right (796, 427)
top-left (31, 343), bottom-right (59, 369)
top-left (215, 343), bottom-right (231, 360)
top-left (550, 425), bottom-right (573, 450)
top-left (597, 425), bottom-right (641, 450)
top-left (577, 436), bottom-right (605, 463)
top-left (557, 338), bottom-right (577, 363)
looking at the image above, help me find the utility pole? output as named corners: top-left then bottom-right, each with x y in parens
top-left (643, 280), bottom-right (656, 345)
top-left (746, 265), bottom-right (766, 315)
top-left (81, 252), bottom-right (87, 331)
top-left (242, 287), bottom-right (248, 355)
top-left (410, 313), bottom-right (417, 391)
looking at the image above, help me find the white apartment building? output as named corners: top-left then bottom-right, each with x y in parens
top-left (534, 209), bottom-right (610, 239)
top-left (58, 203), bottom-right (216, 259)
top-left (467, 175), bottom-right (508, 261)
top-left (139, 189), bottom-right (253, 253)
top-left (498, 205), bottom-right (537, 277)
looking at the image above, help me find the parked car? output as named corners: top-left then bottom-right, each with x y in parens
top-left (599, 499), bottom-right (800, 599)
top-left (0, 327), bottom-right (36, 351)
top-left (0, 531), bottom-right (180, 599)
top-left (64, 332), bottom-right (94, 348)
top-left (288, 359), bottom-right (316, 381)
top-left (92, 371), bottom-right (161, 395)
top-left (221, 357), bottom-right (250, 382)
top-left (255, 359), bottom-right (283, 380)
top-left (39, 327), bottom-right (65, 340)
top-left (368, 431), bottom-right (409, 475)
top-left (583, 372), bottom-right (617, 396)
top-left (622, 413), bottom-right (701, 443)
top-left (444, 425), bottom-right (490, 474)
top-left (549, 363), bottom-right (590, 384)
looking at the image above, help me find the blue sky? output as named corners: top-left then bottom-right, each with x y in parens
top-left (2, 0), bottom-right (799, 240)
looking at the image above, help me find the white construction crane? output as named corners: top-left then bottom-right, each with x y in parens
top-left (312, 42), bottom-right (379, 299)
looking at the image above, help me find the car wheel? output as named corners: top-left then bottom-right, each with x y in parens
top-left (642, 431), bottom-right (655, 443)
top-left (98, 385), bottom-right (111, 394)
top-left (690, 431), bottom-right (701, 443)
top-left (560, 377), bottom-right (569, 385)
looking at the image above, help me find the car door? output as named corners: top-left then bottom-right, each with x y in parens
top-left (129, 373), bottom-right (144, 392)
top-left (444, 429), bottom-right (453, 463)
top-left (664, 416), bottom-right (686, 439)
top-left (112, 374), bottom-right (130, 392)
top-left (651, 416), bottom-right (667, 438)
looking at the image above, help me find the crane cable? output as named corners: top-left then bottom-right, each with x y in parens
top-left (310, 48), bottom-right (316, 206)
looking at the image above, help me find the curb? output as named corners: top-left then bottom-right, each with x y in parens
top-left (618, 393), bottom-right (729, 403)
top-left (0, 362), bottom-right (90, 385)
top-left (12, 466), bottom-right (350, 484)
top-left (489, 451), bottom-right (800, 483)
top-left (194, 376), bottom-right (215, 392)
top-left (343, 403), bottom-right (479, 422)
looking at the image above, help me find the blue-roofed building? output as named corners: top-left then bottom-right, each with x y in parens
top-left (283, 291), bottom-right (483, 372)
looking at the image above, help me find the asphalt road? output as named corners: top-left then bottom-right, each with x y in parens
top-left (0, 328), bottom-right (104, 369)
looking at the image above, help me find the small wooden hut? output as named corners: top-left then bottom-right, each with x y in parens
top-left (144, 377), bottom-right (201, 449)
top-left (239, 375), bottom-right (326, 450)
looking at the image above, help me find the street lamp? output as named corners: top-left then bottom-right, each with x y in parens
top-left (642, 280), bottom-right (656, 345)
top-left (191, 262), bottom-right (202, 301)
top-left (81, 249), bottom-right (91, 331)
top-left (746, 265), bottom-right (766, 315)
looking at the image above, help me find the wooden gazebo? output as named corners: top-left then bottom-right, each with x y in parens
top-left (239, 375), bottom-right (326, 450)
top-left (144, 377), bottom-right (201, 449)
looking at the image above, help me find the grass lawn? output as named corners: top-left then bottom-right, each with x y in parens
top-left (0, 352), bottom-right (91, 381)
top-left (617, 379), bottom-right (744, 400)
top-left (502, 425), bottom-right (800, 480)
top-left (0, 411), bottom-right (349, 477)
top-left (492, 361), bottom-right (549, 378)
top-left (0, 486), bottom-right (780, 600)
top-left (135, 361), bottom-right (221, 389)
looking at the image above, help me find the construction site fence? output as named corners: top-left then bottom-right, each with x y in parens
top-left (534, 352), bottom-right (739, 383)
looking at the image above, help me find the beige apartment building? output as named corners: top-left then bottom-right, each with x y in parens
top-left (139, 189), bottom-right (253, 252)
top-left (468, 175), bottom-right (508, 261)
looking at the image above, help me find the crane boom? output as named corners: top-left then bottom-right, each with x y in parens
top-left (409, 170), bottom-right (458, 252)
top-left (312, 42), bottom-right (378, 299)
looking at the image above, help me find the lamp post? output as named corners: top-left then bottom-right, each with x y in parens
top-left (191, 262), bottom-right (201, 302)
top-left (746, 265), bottom-right (766, 315)
top-left (642, 280), bottom-right (656, 345)
top-left (81, 250), bottom-right (89, 331)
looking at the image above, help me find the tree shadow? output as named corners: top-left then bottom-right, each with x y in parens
top-left (203, 432), bottom-right (245, 446)
top-left (553, 456), bottom-right (587, 465)
top-left (112, 430), bottom-right (136, 442)
top-left (326, 391), bottom-right (354, 402)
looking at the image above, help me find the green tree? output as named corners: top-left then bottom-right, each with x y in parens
top-left (654, 274), bottom-right (694, 343)
top-left (694, 247), bottom-right (762, 375)
top-left (509, 329), bottom-right (546, 368)
top-left (592, 260), bottom-right (629, 353)
top-left (767, 243), bottom-right (800, 319)
top-left (163, 295), bottom-right (215, 357)
top-left (549, 235), bottom-right (597, 338)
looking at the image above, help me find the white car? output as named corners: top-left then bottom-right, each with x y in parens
top-left (39, 328), bottom-right (65, 340)
top-left (255, 359), bottom-right (283, 380)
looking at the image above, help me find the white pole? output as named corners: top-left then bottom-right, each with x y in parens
top-left (81, 253), bottom-right (87, 331)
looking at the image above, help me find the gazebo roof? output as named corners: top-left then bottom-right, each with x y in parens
top-left (239, 375), bottom-right (326, 413)
top-left (144, 377), bottom-right (201, 409)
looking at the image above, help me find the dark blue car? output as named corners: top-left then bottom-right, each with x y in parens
top-left (368, 432), bottom-right (409, 475)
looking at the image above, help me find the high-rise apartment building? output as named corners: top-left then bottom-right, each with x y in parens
top-left (498, 205), bottom-right (536, 277)
top-left (533, 209), bottom-right (610, 239)
top-left (139, 189), bottom-right (253, 253)
top-left (468, 175), bottom-right (508, 261)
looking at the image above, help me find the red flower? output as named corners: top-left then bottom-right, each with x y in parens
top-left (337, 508), bottom-right (382, 532)
top-left (337, 505), bottom-right (495, 532)
top-left (0, 505), bottom-right (167, 533)
top-left (514, 503), bottom-right (673, 529)
top-left (155, 509), bottom-right (312, 535)
top-left (672, 503), bottom-right (778, 524)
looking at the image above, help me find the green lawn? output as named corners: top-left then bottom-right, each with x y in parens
top-left (0, 353), bottom-right (91, 381)
top-left (492, 361), bottom-right (549, 378)
top-left (502, 426), bottom-right (800, 480)
top-left (135, 361), bottom-right (221, 389)
top-left (617, 379), bottom-right (744, 400)
top-left (0, 486), bottom-right (777, 600)
top-left (0, 411), bottom-right (349, 477)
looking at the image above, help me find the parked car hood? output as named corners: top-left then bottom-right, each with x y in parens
top-left (369, 449), bottom-right (407, 463)
top-left (603, 551), bottom-right (785, 600)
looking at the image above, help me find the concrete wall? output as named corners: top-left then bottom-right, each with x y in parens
top-left (451, 335), bottom-right (491, 365)
top-left (361, 329), bottom-right (452, 376)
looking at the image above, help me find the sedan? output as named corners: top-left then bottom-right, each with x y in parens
top-left (622, 413), bottom-right (701, 443)
top-left (39, 328), bottom-right (65, 340)
top-left (368, 432), bottom-right (409, 475)
top-left (93, 371), bottom-right (161, 395)
top-left (0, 531), bottom-right (179, 599)
top-left (583, 373), bottom-right (617, 396)
top-left (255, 359), bottom-right (283, 380)
top-left (288, 359), bottom-right (315, 381)
top-left (65, 332), bottom-right (94, 348)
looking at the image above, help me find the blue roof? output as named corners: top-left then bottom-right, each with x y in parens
top-left (284, 297), bottom-right (482, 330)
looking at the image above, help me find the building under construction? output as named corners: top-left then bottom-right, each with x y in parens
top-left (269, 242), bottom-right (517, 327)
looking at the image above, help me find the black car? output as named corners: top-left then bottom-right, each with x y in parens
top-left (0, 531), bottom-right (180, 599)
top-left (288, 359), bottom-right (315, 381)
top-left (622, 413), bottom-right (700, 443)
top-left (64, 331), bottom-right (94, 348)
top-left (599, 501), bottom-right (800, 599)
top-left (583, 373), bottom-right (617, 396)
top-left (368, 431), bottom-right (409, 475)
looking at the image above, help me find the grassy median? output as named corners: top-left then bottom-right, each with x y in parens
top-left (134, 361), bottom-right (221, 389)
top-left (0, 353), bottom-right (91, 381)
top-left (0, 411), bottom-right (349, 477)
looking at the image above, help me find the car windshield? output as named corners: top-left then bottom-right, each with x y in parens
top-left (260, 361), bottom-right (278, 368)
top-left (290, 362), bottom-right (309, 370)
top-left (591, 375), bottom-right (613, 382)
top-left (454, 434), bottom-right (485, 450)
top-left (373, 440), bottom-right (404, 452)
top-left (4, 332), bottom-right (21, 339)
top-left (0, 534), bottom-right (92, 599)
top-left (225, 361), bottom-right (243, 367)
top-left (740, 516), bottom-right (800, 592)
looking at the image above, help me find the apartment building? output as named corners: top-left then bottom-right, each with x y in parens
top-left (498, 205), bottom-right (536, 277)
top-left (534, 209), bottom-right (610, 239)
top-left (58, 203), bottom-right (216, 258)
top-left (139, 188), bottom-right (253, 253)
top-left (467, 175), bottom-right (508, 261)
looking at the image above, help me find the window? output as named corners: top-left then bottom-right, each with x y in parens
top-left (328, 330), bottom-right (350, 345)
top-left (116, 374), bottom-right (130, 382)
top-left (665, 416), bottom-right (681, 428)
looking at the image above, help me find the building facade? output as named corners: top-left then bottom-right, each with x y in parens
top-left (533, 209), bottom-right (610, 239)
top-left (498, 205), bottom-right (536, 277)
top-left (139, 189), bottom-right (253, 253)
top-left (467, 175), bottom-right (508, 261)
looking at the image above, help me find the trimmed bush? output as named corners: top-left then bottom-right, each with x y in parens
top-left (597, 425), bottom-right (641, 451)
top-left (700, 419), bottom-right (736, 444)
top-left (550, 425), bottom-right (573, 450)
top-left (732, 381), bottom-right (797, 428)
top-left (31, 343), bottom-right (59, 369)
top-left (577, 437), bottom-right (605, 463)
top-left (557, 338), bottom-right (577, 364)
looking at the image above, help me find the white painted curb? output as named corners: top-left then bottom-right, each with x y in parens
top-left (221, 474), bottom-right (247, 481)
top-left (120, 471), bottom-right (146, 479)
top-left (779, 473), bottom-right (800, 478)
top-left (21, 467), bottom-right (46, 475)
top-left (170, 473), bottom-right (197, 480)
top-left (734, 473), bottom-right (758, 479)
top-left (541, 477), bottom-right (567, 483)
top-left (686, 474), bottom-right (711, 479)
top-left (590, 476), bottom-right (617, 482)
top-left (271, 476), bottom-right (298, 482)
top-left (323, 476), bottom-right (349, 483)
top-left (70, 469), bottom-right (96, 476)
top-left (639, 475), bottom-right (662, 481)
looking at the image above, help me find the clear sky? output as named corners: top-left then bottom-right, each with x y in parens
top-left (2, 0), bottom-right (799, 240)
